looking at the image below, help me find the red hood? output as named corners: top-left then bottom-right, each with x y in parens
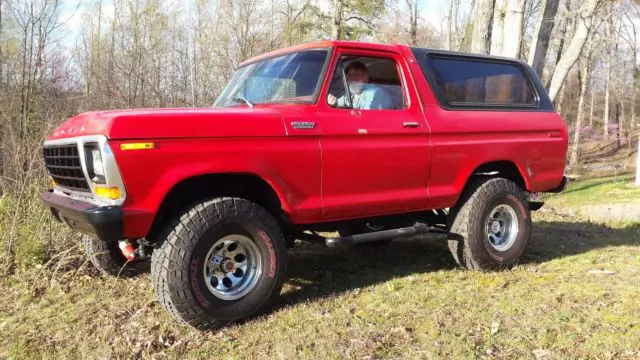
top-left (48, 107), bottom-right (286, 140)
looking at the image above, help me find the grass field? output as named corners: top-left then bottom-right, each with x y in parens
top-left (543, 174), bottom-right (640, 223)
top-left (546, 174), bottom-right (640, 207)
top-left (2, 185), bottom-right (640, 359)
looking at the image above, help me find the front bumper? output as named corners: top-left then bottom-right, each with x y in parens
top-left (41, 190), bottom-right (124, 241)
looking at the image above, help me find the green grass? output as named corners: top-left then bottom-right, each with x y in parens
top-left (2, 191), bottom-right (640, 359)
top-left (546, 173), bottom-right (640, 207)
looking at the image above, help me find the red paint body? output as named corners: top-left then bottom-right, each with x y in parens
top-left (48, 41), bottom-right (568, 239)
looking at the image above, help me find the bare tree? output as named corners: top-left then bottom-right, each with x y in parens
top-left (9, 0), bottom-right (65, 140)
top-left (528, 0), bottom-right (560, 76)
top-left (470, 0), bottom-right (496, 54)
top-left (446, 0), bottom-right (459, 50)
top-left (490, 0), bottom-right (505, 55)
top-left (603, 15), bottom-right (613, 136)
top-left (570, 45), bottom-right (592, 167)
top-left (280, 0), bottom-right (312, 46)
top-left (406, 0), bottom-right (419, 46)
top-left (589, 77), bottom-right (595, 128)
top-left (547, 0), bottom-right (602, 102)
top-left (622, 10), bottom-right (637, 129)
top-left (501, 0), bottom-right (526, 57)
top-left (331, 0), bottom-right (344, 39)
top-left (0, 0), bottom-right (4, 87)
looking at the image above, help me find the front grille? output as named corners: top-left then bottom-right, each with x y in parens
top-left (44, 145), bottom-right (91, 192)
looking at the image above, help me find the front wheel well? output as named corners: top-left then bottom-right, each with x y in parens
top-left (146, 174), bottom-right (287, 243)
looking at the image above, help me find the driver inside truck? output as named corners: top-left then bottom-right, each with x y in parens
top-left (327, 60), bottom-right (394, 110)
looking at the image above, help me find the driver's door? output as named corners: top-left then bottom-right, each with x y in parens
top-left (317, 49), bottom-right (432, 221)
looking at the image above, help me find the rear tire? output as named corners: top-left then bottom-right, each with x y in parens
top-left (151, 197), bottom-right (288, 331)
top-left (446, 178), bottom-right (531, 270)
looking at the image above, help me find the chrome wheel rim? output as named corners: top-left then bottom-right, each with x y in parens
top-left (485, 204), bottom-right (519, 251)
top-left (203, 234), bottom-right (262, 300)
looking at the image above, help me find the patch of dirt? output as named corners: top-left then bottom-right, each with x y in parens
top-left (577, 203), bottom-right (640, 222)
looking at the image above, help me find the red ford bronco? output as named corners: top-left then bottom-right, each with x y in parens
top-left (41, 41), bottom-right (568, 330)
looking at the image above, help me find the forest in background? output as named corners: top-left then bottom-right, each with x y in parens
top-left (0, 0), bottom-right (639, 266)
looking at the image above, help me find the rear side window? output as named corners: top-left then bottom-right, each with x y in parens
top-left (426, 56), bottom-right (537, 108)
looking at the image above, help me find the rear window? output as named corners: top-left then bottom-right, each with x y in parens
top-left (425, 56), bottom-right (537, 107)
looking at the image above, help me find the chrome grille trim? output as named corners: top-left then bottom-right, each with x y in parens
top-left (43, 135), bottom-right (127, 206)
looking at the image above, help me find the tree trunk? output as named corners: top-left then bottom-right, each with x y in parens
top-left (0, 0), bottom-right (4, 87)
top-left (528, 0), bottom-right (560, 77)
top-left (470, 0), bottom-right (495, 54)
top-left (555, 83), bottom-right (566, 117)
top-left (97, 0), bottom-right (102, 93)
top-left (490, 0), bottom-right (506, 55)
top-left (589, 89), bottom-right (594, 128)
top-left (331, 0), bottom-right (343, 40)
top-left (604, 60), bottom-right (610, 136)
top-left (500, 0), bottom-right (525, 58)
top-left (603, 16), bottom-right (612, 137)
top-left (620, 101), bottom-right (625, 134)
top-left (446, 0), bottom-right (457, 50)
top-left (547, 0), bottom-right (601, 102)
top-left (633, 88), bottom-right (637, 130)
top-left (627, 12), bottom-right (637, 129)
top-left (0, 0), bottom-right (3, 187)
top-left (615, 104), bottom-right (621, 148)
top-left (407, 0), bottom-right (418, 46)
top-left (570, 59), bottom-right (589, 167)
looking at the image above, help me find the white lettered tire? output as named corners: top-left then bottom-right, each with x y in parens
top-left (151, 197), bottom-right (288, 331)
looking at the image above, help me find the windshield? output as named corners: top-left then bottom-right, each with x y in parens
top-left (213, 49), bottom-right (329, 107)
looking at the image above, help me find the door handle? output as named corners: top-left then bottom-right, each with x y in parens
top-left (547, 131), bottom-right (562, 138)
top-left (403, 122), bottom-right (419, 128)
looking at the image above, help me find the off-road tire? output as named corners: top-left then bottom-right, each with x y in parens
top-left (151, 197), bottom-right (288, 331)
top-left (447, 178), bottom-right (531, 271)
top-left (82, 235), bottom-right (141, 277)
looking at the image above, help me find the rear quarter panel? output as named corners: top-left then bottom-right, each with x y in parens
top-left (402, 46), bottom-right (568, 209)
top-left (423, 105), bottom-right (567, 208)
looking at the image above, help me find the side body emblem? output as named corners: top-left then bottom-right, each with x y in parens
top-left (291, 121), bottom-right (316, 129)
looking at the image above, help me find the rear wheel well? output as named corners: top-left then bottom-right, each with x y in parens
top-left (146, 174), bottom-right (286, 243)
top-left (467, 161), bottom-right (527, 192)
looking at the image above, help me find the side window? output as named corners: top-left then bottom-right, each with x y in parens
top-left (326, 55), bottom-right (404, 110)
top-left (426, 56), bottom-right (536, 107)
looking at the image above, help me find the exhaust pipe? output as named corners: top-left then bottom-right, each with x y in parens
top-left (325, 224), bottom-right (445, 247)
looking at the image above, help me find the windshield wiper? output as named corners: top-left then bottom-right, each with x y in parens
top-left (232, 95), bottom-right (255, 108)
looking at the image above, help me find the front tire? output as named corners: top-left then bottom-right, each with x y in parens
top-left (151, 197), bottom-right (288, 331)
top-left (446, 178), bottom-right (531, 271)
top-left (82, 235), bottom-right (140, 276)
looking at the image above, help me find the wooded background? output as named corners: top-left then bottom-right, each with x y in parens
top-left (0, 0), bottom-right (638, 259)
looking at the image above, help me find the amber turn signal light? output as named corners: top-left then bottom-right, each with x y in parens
top-left (94, 185), bottom-right (122, 200)
top-left (120, 142), bottom-right (155, 151)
